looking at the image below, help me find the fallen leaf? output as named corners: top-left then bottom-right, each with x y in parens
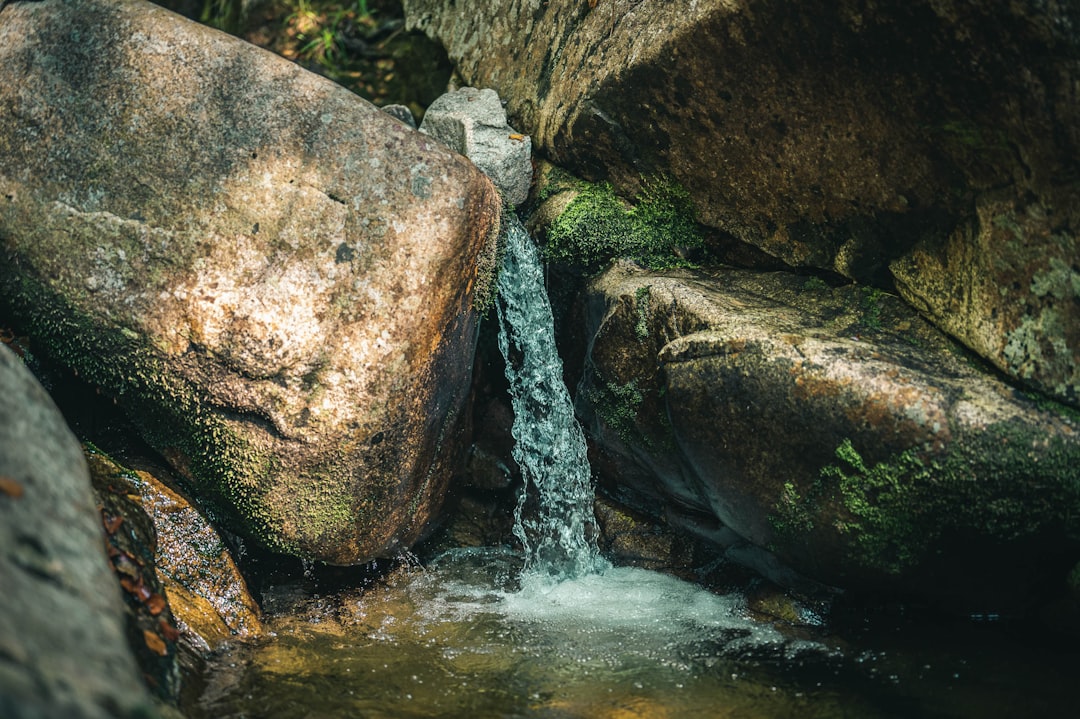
top-left (158, 620), bottom-right (181, 641)
top-left (508, 133), bottom-right (525, 141)
top-left (102, 515), bottom-right (123, 535)
top-left (112, 554), bottom-right (141, 579)
top-left (0, 476), bottom-right (24, 499)
top-left (143, 629), bottom-right (168, 656)
top-left (147, 593), bottom-right (167, 616)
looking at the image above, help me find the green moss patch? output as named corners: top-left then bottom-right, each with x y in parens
top-left (542, 176), bottom-right (703, 273)
top-left (633, 284), bottom-right (652, 342)
top-left (471, 204), bottom-right (509, 313)
top-left (772, 425), bottom-right (1080, 576)
top-left (585, 378), bottom-right (645, 447)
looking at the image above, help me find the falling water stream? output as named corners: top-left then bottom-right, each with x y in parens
top-left (188, 216), bottom-right (1078, 719)
top-left (494, 215), bottom-right (608, 582)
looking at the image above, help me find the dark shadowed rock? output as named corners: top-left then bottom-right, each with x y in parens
top-left (0, 0), bottom-right (502, 563)
top-left (579, 262), bottom-right (1080, 609)
top-left (406, 0), bottom-right (1080, 407)
top-left (593, 496), bottom-right (695, 575)
top-left (0, 345), bottom-right (157, 719)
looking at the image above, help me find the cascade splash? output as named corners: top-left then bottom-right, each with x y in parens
top-left (495, 216), bottom-right (609, 581)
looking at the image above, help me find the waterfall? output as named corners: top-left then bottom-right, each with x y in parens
top-left (495, 215), bottom-right (609, 582)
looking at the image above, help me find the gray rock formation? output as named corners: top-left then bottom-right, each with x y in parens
top-left (890, 192), bottom-right (1080, 409)
top-left (0, 344), bottom-right (157, 719)
top-left (0, 0), bottom-right (502, 564)
top-left (579, 262), bottom-right (1080, 608)
top-left (420, 87), bottom-right (533, 205)
top-left (405, 0), bottom-right (1080, 407)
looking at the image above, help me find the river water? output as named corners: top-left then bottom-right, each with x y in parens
top-left (188, 546), bottom-right (1076, 718)
top-left (186, 218), bottom-right (1077, 718)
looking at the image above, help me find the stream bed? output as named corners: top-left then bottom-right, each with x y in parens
top-left (185, 548), bottom-right (1077, 719)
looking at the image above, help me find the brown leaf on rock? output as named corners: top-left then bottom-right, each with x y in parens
top-left (0, 475), bottom-right (24, 498)
top-left (102, 514), bottom-right (123, 535)
top-left (158, 620), bottom-right (180, 642)
top-left (146, 593), bottom-right (167, 616)
top-left (119, 577), bottom-right (152, 602)
top-left (143, 629), bottom-right (168, 656)
top-left (112, 553), bottom-right (141, 579)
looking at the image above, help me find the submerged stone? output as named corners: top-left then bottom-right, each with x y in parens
top-left (580, 262), bottom-right (1080, 609)
top-left (0, 0), bottom-right (502, 563)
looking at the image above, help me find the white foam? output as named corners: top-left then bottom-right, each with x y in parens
top-left (410, 550), bottom-right (790, 666)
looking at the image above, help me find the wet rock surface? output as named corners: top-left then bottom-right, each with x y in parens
top-left (0, 0), bottom-right (502, 564)
top-left (592, 496), bottom-right (695, 574)
top-left (579, 262), bottom-right (1080, 609)
top-left (0, 344), bottom-right (157, 719)
top-left (406, 0), bottom-right (1080, 407)
top-left (88, 451), bottom-right (183, 704)
top-left (86, 449), bottom-right (263, 655)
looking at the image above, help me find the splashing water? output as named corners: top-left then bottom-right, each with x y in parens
top-left (495, 215), bottom-right (610, 582)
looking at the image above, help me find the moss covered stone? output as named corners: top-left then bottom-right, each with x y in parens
top-left (541, 176), bottom-right (703, 273)
top-left (582, 262), bottom-right (1080, 606)
top-left (776, 423), bottom-right (1080, 578)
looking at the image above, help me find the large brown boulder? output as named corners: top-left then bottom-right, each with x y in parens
top-left (0, 344), bottom-right (158, 719)
top-left (0, 0), bottom-right (502, 564)
top-left (406, 0), bottom-right (1080, 406)
top-left (580, 262), bottom-right (1080, 609)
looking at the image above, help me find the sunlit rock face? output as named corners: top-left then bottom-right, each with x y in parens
top-left (580, 262), bottom-right (1080, 609)
top-left (405, 0), bottom-right (1080, 407)
top-left (0, 0), bottom-right (502, 564)
top-left (0, 345), bottom-right (156, 719)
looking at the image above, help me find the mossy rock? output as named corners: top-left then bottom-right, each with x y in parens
top-left (580, 262), bottom-right (1080, 609)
